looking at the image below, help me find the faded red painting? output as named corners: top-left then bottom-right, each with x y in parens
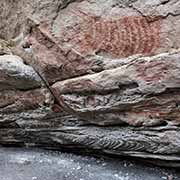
top-left (60, 10), bottom-right (161, 58)
top-left (134, 60), bottom-right (173, 82)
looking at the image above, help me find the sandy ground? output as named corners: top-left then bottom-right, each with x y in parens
top-left (0, 147), bottom-right (179, 180)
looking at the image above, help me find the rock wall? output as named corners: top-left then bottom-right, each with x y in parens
top-left (0, 0), bottom-right (180, 166)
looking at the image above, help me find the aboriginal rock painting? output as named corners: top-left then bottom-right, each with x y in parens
top-left (60, 10), bottom-right (161, 58)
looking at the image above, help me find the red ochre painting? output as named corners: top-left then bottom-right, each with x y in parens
top-left (61, 10), bottom-right (161, 58)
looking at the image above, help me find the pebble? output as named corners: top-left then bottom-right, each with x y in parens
top-left (114, 174), bottom-right (119, 177)
top-left (77, 165), bottom-right (82, 170)
top-left (102, 163), bottom-right (106, 166)
top-left (32, 177), bottom-right (37, 180)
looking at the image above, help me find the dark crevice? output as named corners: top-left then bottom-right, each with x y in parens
top-left (0, 102), bottom-right (14, 109)
top-left (175, 102), bottom-right (180, 108)
top-left (118, 82), bottom-right (139, 90)
top-left (160, 0), bottom-right (170, 5)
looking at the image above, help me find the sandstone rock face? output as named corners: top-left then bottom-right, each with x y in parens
top-left (0, 55), bottom-right (41, 90)
top-left (25, 0), bottom-right (180, 84)
top-left (0, 55), bottom-right (51, 127)
top-left (52, 52), bottom-right (180, 126)
top-left (1, 0), bottom-right (180, 166)
top-left (0, 0), bottom-right (23, 40)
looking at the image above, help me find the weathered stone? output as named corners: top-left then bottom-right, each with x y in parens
top-left (0, 0), bottom-right (69, 40)
top-left (0, 54), bottom-right (52, 127)
top-left (2, 0), bottom-right (180, 83)
top-left (0, 89), bottom-right (48, 114)
top-left (0, 0), bottom-right (24, 40)
top-left (1, 122), bottom-right (180, 167)
top-left (52, 51), bottom-right (180, 126)
top-left (0, 0), bottom-right (180, 167)
top-left (26, 23), bottom-right (94, 84)
top-left (0, 55), bottom-right (41, 90)
top-left (24, 0), bottom-right (180, 84)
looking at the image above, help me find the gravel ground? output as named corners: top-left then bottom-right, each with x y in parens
top-left (0, 148), bottom-right (179, 180)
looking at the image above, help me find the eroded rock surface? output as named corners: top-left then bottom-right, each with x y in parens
top-left (0, 55), bottom-right (51, 127)
top-left (0, 0), bottom-right (180, 166)
top-left (0, 55), bottom-right (41, 90)
top-left (52, 52), bottom-right (180, 126)
top-left (24, 0), bottom-right (180, 84)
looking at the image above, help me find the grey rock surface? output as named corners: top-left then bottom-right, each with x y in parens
top-left (0, 147), bottom-right (179, 180)
top-left (0, 55), bottom-right (41, 90)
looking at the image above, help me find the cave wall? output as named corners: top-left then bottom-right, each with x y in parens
top-left (1, 0), bottom-right (180, 166)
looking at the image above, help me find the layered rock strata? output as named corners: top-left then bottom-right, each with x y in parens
top-left (0, 0), bottom-right (180, 166)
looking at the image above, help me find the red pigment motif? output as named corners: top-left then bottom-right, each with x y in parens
top-left (134, 60), bottom-right (171, 82)
top-left (64, 79), bottom-right (97, 93)
top-left (61, 10), bottom-right (161, 58)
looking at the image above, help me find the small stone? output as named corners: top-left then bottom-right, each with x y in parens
top-left (102, 163), bottom-right (106, 166)
top-left (32, 177), bottom-right (37, 180)
top-left (76, 165), bottom-right (82, 170)
top-left (124, 162), bottom-right (127, 167)
top-left (114, 174), bottom-right (119, 177)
